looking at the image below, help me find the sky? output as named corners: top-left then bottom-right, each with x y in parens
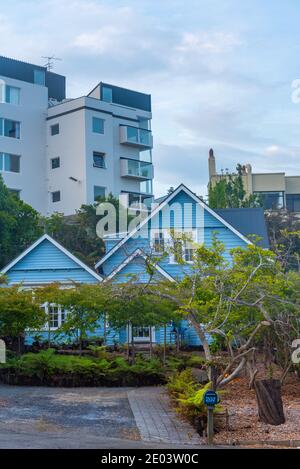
top-left (2, 0), bottom-right (300, 198)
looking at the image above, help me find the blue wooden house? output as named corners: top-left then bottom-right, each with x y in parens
top-left (1, 184), bottom-right (269, 347)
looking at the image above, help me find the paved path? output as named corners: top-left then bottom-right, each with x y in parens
top-left (0, 385), bottom-right (204, 449)
top-left (128, 387), bottom-right (203, 446)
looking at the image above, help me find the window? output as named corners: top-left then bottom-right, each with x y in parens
top-left (52, 191), bottom-right (61, 203)
top-left (286, 194), bottom-right (300, 212)
top-left (46, 304), bottom-right (67, 330)
top-left (5, 86), bottom-right (20, 105)
top-left (92, 117), bottom-right (104, 134)
top-left (102, 86), bottom-right (113, 103)
top-left (168, 231), bottom-right (196, 264)
top-left (0, 153), bottom-right (20, 173)
top-left (254, 191), bottom-right (285, 210)
top-left (51, 157), bottom-right (60, 169)
top-left (34, 69), bottom-right (45, 86)
top-left (93, 151), bottom-right (106, 168)
top-left (94, 185), bottom-right (106, 201)
top-left (153, 231), bottom-right (165, 254)
top-left (0, 118), bottom-right (20, 138)
top-left (50, 123), bottom-right (59, 136)
top-left (8, 189), bottom-right (20, 199)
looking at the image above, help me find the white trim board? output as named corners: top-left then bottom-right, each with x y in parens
top-left (95, 183), bottom-right (252, 269)
top-left (1, 234), bottom-right (103, 283)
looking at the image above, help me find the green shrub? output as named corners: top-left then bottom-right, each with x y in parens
top-left (167, 369), bottom-right (222, 436)
top-left (0, 349), bottom-right (166, 386)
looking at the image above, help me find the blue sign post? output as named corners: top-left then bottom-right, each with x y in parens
top-left (204, 390), bottom-right (219, 445)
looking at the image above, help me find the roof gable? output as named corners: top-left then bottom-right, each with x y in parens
top-left (95, 184), bottom-right (251, 269)
top-left (1, 234), bottom-right (103, 285)
top-left (104, 249), bottom-right (175, 282)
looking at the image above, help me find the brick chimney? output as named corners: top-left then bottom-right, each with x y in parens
top-left (208, 148), bottom-right (216, 179)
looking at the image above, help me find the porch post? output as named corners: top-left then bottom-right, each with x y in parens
top-left (149, 327), bottom-right (153, 358)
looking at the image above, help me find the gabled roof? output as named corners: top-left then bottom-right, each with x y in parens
top-left (104, 248), bottom-right (175, 282)
top-left (1, 234), bottom-right (103, 283)
top-left (95, 183), bottom-right (252, 269)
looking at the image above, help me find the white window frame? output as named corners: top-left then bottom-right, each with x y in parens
top-left (5, 85), bottom-right (21, 105)
top-left (42, 303), bottom-right (68, 331)
top-left (0, 118), bottom-right (21, 139)
top-left (0, 152), bottom-right (21, 173)
top-left (169, 229), bottom-right (198, 264)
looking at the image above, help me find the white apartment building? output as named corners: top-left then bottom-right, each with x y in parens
top-left (0, 56), bottom-right (154, 215)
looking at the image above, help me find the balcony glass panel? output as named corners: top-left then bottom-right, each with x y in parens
top-left (127, 160), bottom-right (152, 179)
top-left (139, 129), bottom-right (151, 146)
top-left (121, 125), bottom-right (152, 147)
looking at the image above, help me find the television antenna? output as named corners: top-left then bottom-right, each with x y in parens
top-left (41, 55), bottom-right (62, 71)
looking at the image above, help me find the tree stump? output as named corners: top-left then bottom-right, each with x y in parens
top-left (254, 379), bottom-right (285, 425)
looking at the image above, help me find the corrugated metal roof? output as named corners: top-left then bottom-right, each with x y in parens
top-left (215, 208), bottom-right (269, 248)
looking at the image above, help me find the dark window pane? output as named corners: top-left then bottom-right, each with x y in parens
top-left (286, 194), bottom-right (300, 212)
top-left (93, 152), bottom-right (105, 168)
top-left (4, 119), bottom-right (20, 138)
top-left (254, 191), bottom-right (284, 210)
top-left (8, 189), bottom-right (20, 199)
top-left (51, 157), bottom-right (60, 169)
top-left (94, 186), bottom-right (106, 201)
top-left (34, 69), bottom-right (45, 85)
top-left (92, 117), bottom-right (104, 134)
top-left (52, 191), bottom-right (61, 202)
top-left (102, 86), bottom-right (112, 103)
top-left (51, 124), bottom-right (59, 135)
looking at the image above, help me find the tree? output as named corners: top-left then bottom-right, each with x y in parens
top-left (130, 233), bottom-right (299, 424)
top-left (41, 193), bottom-right (133, 267)
top-left (0, 175), bottom-right (42, 269)
top-left (53, 284), bottom-right (107, 354)
top-left (265, 209), bottom-right (300, 271)
top-left (208, 164), bottom-right (262, 209)
top-left (105, 282), bottom-right (179, 362)
top-left (0, 286), bottom-right (46, 354)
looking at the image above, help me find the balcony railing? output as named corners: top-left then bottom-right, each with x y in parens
top-left (120, 158), bottom-right (154, 180)
top-left (121, 191), bottom-right (154, 210)
top-left (120, 125), bottom-right (153, 149)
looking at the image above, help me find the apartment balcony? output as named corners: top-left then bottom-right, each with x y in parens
top-left (120, 158), bottom-right (154, 181)
top-left (121, 190), bottom-right (154, 210)
top-left (119, 125), bottom-right (153, 149)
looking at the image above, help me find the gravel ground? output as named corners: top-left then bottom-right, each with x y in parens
top-left (213, 373), bottom-right (300, 446)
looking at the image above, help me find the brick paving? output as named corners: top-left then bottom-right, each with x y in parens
top-left (128, 387), bottom-right (204, 445)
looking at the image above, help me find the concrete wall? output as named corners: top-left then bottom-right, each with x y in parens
top-left (252, 173), bottom-right (286, 192)
top-left (46, 96), bottom-right (153, 215)
top-left (285, 176), bottom-right (300, 195)
top-left (0, 75), bottom-right (48, 213)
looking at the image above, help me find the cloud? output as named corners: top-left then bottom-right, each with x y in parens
top-left (1, 0), bottom-right (300, 198)
top-left (176, 31), bottom-right (241, 54)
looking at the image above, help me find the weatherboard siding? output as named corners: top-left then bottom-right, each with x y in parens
top-left (5, 239), bottom-right (99, 284)
top-left (101, 190), bottom-right (248, 281)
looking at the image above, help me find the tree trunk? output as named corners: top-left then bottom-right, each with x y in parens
top-left (163, 324), bottom-right (167, 366)
top-left (103, 315), bottom-right (107, 346)
top-left (131, 330), bottom-right (135, 364)
top-left (127, 322), bottom-right (130, 362)
top-left (187, 314), bottom-right (211, 361)
top-left (254, 379), bottom-right (285, 425)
